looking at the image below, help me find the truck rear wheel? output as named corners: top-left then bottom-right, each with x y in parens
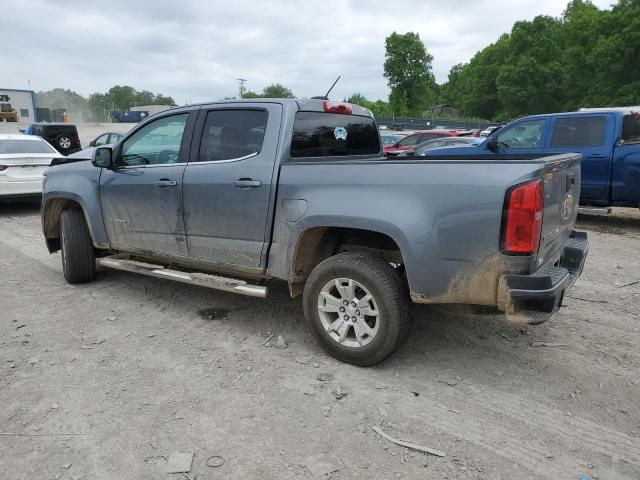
top-left (303, 251), bottom-right (410, 366)
top-left (60, 209), bottom-right (95, 283)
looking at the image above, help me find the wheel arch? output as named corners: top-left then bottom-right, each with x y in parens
top-left (288, 224), bottom-right (408, 297)
top-left (42, 195), bottom-right (95, 253)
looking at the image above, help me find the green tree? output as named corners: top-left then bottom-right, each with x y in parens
top-left (36, 88), bottom-right (88, 121)
top-left (438, 0), bottom-right (640, 120)
top-left (241, 90), bottom-right (262, 99)
top-left (496, 16), bottom-right (564, 118)
top-left (346, 93), bottom-right (392, 116)
top-left (383, 32), bottom-right (437, 115)
top-left (261, 83), bottom-right (295, 98)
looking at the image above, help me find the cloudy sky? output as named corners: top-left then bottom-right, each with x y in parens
top-left (5, 0), bottom-right (612, 104)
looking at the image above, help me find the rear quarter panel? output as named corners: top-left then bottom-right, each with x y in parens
top-left (270, 159), bottom-right (546, 305)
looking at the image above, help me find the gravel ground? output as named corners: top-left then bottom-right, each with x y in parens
top-left (0, 203), bottom-right (639, 480)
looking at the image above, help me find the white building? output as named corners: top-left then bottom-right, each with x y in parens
top-left (0, 88), bottom-right (36, 124)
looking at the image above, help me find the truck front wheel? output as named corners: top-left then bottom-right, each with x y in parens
top-left (60, 209), bottom-right (96, 284)
top-left (303, 251), bottom-right (410, 366)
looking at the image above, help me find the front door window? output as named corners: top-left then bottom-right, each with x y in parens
top-left (120, 114), bottom-right (188, 166)
top-left (496, 120), bottom-right (545, 149)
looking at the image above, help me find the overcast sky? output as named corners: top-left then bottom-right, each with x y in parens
top-left (5, 0), bottom-right (613, 104)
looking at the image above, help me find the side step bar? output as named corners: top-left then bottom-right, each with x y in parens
top-left (578, 206), bottom-right (611, 214)
top-left (98, 256), bottom-right (268, 298)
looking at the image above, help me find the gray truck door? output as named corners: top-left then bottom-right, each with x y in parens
top-left (182, 103), bottom-right (283, 267)
top-left (99, 112), bottom-right (194, 256)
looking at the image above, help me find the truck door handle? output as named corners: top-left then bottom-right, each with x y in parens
top-left (155, 179), bottom-right (177, 187)
top-left (588, 154), bottom-right (607, 158)
top-left (233, 179), bottom-right (261, 188)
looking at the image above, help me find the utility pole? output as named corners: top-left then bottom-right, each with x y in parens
top-left (237, 78), bottom-right (247, 99)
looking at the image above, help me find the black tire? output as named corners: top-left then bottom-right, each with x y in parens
top-left (60, 209), bottom-right (95, 283)
top-left (55, 134), bottom-right (72, 152)
top-left (303, 251), bottom-right (410, 366)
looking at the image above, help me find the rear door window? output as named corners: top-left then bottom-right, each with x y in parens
top-left (197, 109), bottom-right (268, 162)
top-left (551, 116), bottom-right (606, 147)
top-left (291, 112), bottom-right (380, 157)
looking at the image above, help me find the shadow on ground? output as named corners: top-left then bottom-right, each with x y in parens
top-left (0, 200), bottom-right (41, 218)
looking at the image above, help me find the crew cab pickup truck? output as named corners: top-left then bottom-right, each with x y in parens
top-left (425, 108), bottom-right (640, 210)
top-left (41, 99), bottom-right (588, 366)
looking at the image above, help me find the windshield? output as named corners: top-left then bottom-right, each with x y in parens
top-left (0, 139), bottom-right (55, 154)
top-left (381, 135), bottom-right (403, 146)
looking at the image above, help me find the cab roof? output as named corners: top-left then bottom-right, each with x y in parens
top-left (168, 98), bottom-right (374, 117)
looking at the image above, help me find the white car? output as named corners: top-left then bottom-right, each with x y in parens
top-left (0, 134), bottom-right (60, 199)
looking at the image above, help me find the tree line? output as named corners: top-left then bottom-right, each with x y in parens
top-left (35, 0), bottom-right (638, 124)
top-left (36, 86), bottom-right (176, 122)
top-left (349, 0), bottom-right (640, 121)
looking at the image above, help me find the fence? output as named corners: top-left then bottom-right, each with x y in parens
top-left (376, 116), bottom-right (495, 131)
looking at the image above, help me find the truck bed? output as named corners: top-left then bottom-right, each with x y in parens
top-left (271, 153), bottom-right (582, 307)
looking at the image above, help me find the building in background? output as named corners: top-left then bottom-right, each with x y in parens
top-left (130, 105), bottom-right (171, 116)
top-left (427, 104), bottom-right (460, 117)
top-left (0, 88), bottom-right (36, 124)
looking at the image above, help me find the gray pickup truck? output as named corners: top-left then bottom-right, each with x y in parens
top-left (41, 99), bottom-right (588, 365)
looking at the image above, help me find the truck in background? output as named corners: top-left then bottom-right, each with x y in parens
top-left (424, 108), bottom-right (640, 211)
top-left (0, 95), bottom-right (18, 122)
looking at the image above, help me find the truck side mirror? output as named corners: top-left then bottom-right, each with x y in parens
top-left (93, 147), bottom-right (113, 168)
top-left (486, 136), bottom-right (498, 152)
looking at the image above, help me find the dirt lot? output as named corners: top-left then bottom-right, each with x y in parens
top-left (0, 203), bottom-right (639, 480)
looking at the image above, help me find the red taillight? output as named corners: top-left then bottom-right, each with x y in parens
top-left (323, 100), bottom-right (352, 114)
top-left (502, 179), bottom-right (543, 255)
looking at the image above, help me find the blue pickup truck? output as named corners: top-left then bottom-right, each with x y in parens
top-left (40, 99), bottom-right (587, 365)
top-left (425, 108), bottom-right (640, 209)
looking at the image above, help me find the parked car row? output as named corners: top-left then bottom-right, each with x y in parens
top-left (383, 129), bottom-right (476, 156)
top-left (396, 136), bottom-right (483, 156)
top-left (0, 124), bottom-right (125, 201)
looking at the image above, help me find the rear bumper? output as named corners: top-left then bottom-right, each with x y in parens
top-left (498, 230), bottom-right (588, 324)
top-left (0, 178), bottom-right (43, 197)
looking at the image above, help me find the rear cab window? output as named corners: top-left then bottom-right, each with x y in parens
top-left (290, 112), bottom-right (380, 158)
top-left (551, 116), bottom-right (606, 147)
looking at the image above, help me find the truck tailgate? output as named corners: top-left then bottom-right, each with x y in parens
top-left (537, 153), bottom-right (582, 267)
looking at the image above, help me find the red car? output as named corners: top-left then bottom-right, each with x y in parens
top-left (383, 129), bottom-right (474, 156)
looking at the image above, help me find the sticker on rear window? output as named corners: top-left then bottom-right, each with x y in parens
top-left (334, 126), bottom-right (347, 141)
